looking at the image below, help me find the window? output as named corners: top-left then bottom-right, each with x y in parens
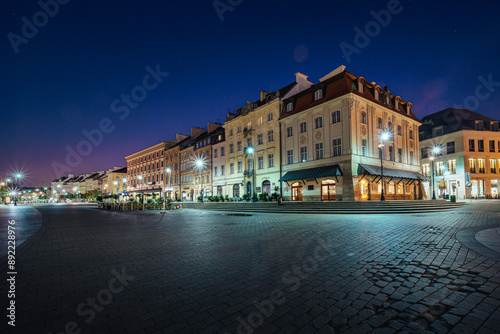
top-left (447, 142), bottom-right (455, 154)
top-left (361, 112), bottom-right (367, 124)
top-left (315, 143), bottom-right (324, 160)
top-left (237, 141), bottom-right (242, 151)
top-left (221, 147), bottom-right (225, 156)
top-left (448, 160), bottom-right (456, 174)
top-left (287, 150), bottom-right (294, 164)
top-left (237, 161), bottom-right (242, 173)
top-left (361, 139), bottom-right (368, 156)
top-left (469, 139), bottom-right (475, 151)
top-left (469, 159), bottom-right (476, 173)
top-left (475, 121), bottom-right (484, 131)
top-left (237, 126), bottom-right (242, 133)
top-left (314, 116), bottom-right (323, 129)
top-left (267, 113), bottom-right (273, 121)
top-left (478, 159), bottom-right (485, 173)
top-left (434, 127), bottom-right (444, 137)
top-left (397, 125), bottom-right (402, 136)
top-left (257, 134), bottom-right (263, 145)
top-left (388, 122), bottom-right (393, 133)
top-left (246, 121), bottom-right (251, 130)
top-left (490, 159), bottom-right (497, 173)
top-left (409, 130), bottom-right (414, 140)
top-left (268, 154), bottom-right (274, 167)
top-left (257, 117), bottom-right (262, 125)
top-left (331, 110), bottom-right (341, 124)
top-left (229, 143), bottom-right (234, 154)
top-left (300, 146), bottom-right (308, 162)
top-left (299, 122), bottom-right (307, 133)
top-left (388, 146), bottom-right (394, 161)
top-left (314, 90), bottom-right (323, 100)
top-left (478, 140), bottom-right (484, 152)
top-left (268, 130), bottom-right (274, 142)
top-left (214, 167), bottom-right (217, 177)
top-left (410, 151), bottom-right (414, 164)
top-left (489, 140), bottom-right (495, 152)
top-left (398, 148), bottom-right (402, 163)
top-left (230, 163), bottom-right (234, 174)
top-left (221, 165), bottom-right (225, 175)
top-left (258, 156), bottom-right (264, 169)
top-left (229, 129), bottom-right (233, 136)
top-left (286, 126), bottom-right (293, 137)
top-left (286, 102), bottom-right (293, 112)
top-left (206, 175), bottom-right (209, 183)
top-left (422, 164), bottom-right (430, 177)
top-left (421, 147), bottom-right (429, 159)
top-left (436, 162), bottom-right (444, 176)
top-left (247, 138), bottom-right (252, 147)
top-left (214, 149), bottom-right (218, 158)
top-left (332, 138), bottom-right (342, 157)
top-left (377, 118), bottom-right (382, 129)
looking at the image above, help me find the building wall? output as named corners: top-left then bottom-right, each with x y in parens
top-left (212, 141), bottom-right (227, 196)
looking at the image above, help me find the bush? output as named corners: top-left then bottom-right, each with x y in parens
top-left (252, 193), bottom-right (258, 202)
top-left (224, 195), bottom-right (229, 201)
top-left (242, 194), bottom-right (249, 201)
top-left (147, 198), bottom-right (155, 204)
top-left (96, 196), bottom-right (103, 202)
top-left (259, 192), bottom-right (269, 201)
top-left (197, 195), bottom-right (203, 201)
top-left (270, 192), bottom-right (279, 200)
top-left (207, 196), bottom-right (213, 201)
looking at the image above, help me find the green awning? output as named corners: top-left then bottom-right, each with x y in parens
top-left (279, 165), bottom-right (342, 182)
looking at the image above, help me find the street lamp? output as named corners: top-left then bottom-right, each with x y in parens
top-left (163, 167), bottom-right (172, 212)
top-left (379, 130), bottom-right (391, 201)
top-left (195, 159), bottom-right (204, 202)
top-left (430, 146), bottom-right (442, 200)
top-left (245, 146), bottom-right (256, 201)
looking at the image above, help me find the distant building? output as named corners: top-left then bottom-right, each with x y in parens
top-left (419, 108), bottom-right (500, 199)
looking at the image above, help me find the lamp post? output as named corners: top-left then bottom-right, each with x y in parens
top-left (245, 146), bottom-right (256, 201)
top-left (14, 174), bottom-right (22, 205)
top-left (430, 146), bottom-right (442, 200)
top-left (195, 160), bottom-right (204, 202)
top-left (164, 167), bottom-right (172, 212)
top-left (379, 131), bottom-right (390, 201)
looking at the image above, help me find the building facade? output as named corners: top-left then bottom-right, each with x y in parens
top-left (279, 66), bottom-right (424, 201)
top-left (420, 108), bottom-right (500, 199)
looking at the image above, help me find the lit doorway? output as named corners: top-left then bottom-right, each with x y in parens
top-left (321, 179), bottom-right (336, 201)
top-left (291, 182), bottom-right (303, 201)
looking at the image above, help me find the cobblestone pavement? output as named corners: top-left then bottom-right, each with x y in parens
top-left (1, 201), bottom-right (500, 334)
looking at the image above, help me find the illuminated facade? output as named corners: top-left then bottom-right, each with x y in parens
top-left (420, 108), bottom-right (500, 198)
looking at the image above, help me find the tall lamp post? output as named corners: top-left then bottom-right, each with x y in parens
top-left (164, 167), bottom-right (172, 212)
top-left (195, 160), bottom-right (204, 202)
top-left (245, 146), bottom-right (256, 201)
top-left (430, 146), bottom-right (442, 200)
top-left (14, 174), bottom-right (23, 205)
top-left (379, 131), bottom-right (390, 201)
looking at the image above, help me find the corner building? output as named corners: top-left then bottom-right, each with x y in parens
top-left (279, 66), bottom-right (425, 201)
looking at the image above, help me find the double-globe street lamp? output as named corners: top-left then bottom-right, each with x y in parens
top-left (378, 130), bottom-right (391, 201)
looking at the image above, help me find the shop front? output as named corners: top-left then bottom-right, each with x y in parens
top-left (279, 165), bottom-right (343, 201)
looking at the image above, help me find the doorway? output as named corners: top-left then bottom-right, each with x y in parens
top-left (291, 182), bottom-right (303, 201)
top-left (321, 179), bottom-right (336, 201)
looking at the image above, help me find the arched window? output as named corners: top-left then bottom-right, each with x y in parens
top-left (233, 184), bottom-right (240, 197)
top-left (314, 116), bottom-right (323, 129)
top-left (262, 180), bottom-right (271, 194)
top-left (377, 117), bottom-right (382, 129)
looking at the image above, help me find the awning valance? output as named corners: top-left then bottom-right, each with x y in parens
top-left (358, 164), bottom-right (427, 181)
top-left (129, 187), bottom-right (163, 194)
top-left (279, 165), bottom-right (343, 182)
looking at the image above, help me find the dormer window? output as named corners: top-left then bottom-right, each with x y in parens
top-left (433, 126), bottom-right (444, 137)
top-left (314, 90), bottom-right (323, 101)
top-left (475, 121), bottom-right (484, 131)
top-left (286, 102), bottom-right (294, 112)
top-left (267, 113), bottom-right (273, 121)
top-left (493, 122), bottom-right (499, 131)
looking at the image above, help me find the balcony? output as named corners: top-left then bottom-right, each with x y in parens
top-left (470, 168), bottom-right (476, 173)
top-left (479, 168), bottom-right (485, 174)
top-left (243, 170), bottom-right (254, 176)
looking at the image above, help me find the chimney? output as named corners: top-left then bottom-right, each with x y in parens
top-left (208, 122), bottom-right (221, 133)
top-left (191, 127), bottom-right (206, 137)
top-left (260, 90), bottom-right (268, 102)
top-left (175, 133), bottom-right (189, 142)
top-left (319, 65), bottom-right (346, 82)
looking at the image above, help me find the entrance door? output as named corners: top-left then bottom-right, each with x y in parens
top-left (247, 182), bottom-right (252, 197)
top-left (291, 182), bottom-right (303, 201)
top-left (321, 180), bottom-right (336, 201)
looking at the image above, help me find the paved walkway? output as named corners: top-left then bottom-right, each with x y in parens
top-left (476, 227), bottom-right (500, 254)
top-left (0, 202), bottom-right (499, 333)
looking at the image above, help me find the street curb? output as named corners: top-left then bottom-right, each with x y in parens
top-left (456, 226), bottom-right (500, 262)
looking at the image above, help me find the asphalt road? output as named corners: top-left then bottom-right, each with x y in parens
top-left (1, 202), bottom-right (500, 334)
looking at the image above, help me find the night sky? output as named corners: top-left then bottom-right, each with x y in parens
top-left (1, 0), bottom-right (499, 187)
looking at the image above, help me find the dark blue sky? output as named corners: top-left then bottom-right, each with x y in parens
top-left (1, 0), bottom-right (499, 186)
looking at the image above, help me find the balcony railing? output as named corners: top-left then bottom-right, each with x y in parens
top-left (479, 168), bottom-right (485, 173)
top-left (243, 170), bottom-right (254, 176)
top-left (470, 168), bottom-right (476, 173)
